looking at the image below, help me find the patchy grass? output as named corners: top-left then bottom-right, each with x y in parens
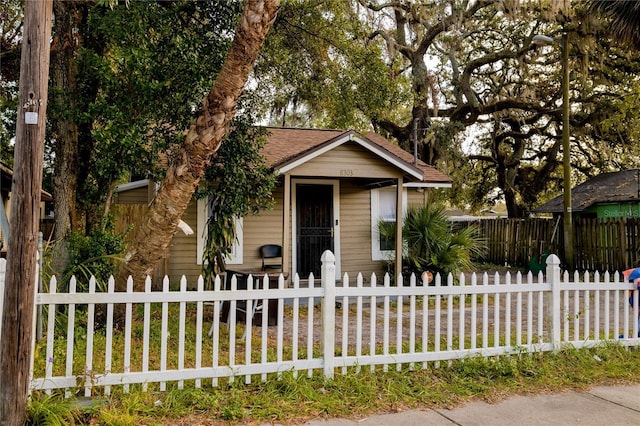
top-left (28, 343), bottom-right (640, 425)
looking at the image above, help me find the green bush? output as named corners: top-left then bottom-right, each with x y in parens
top-left (379, 201), bottom-right (486, 279)
top-left (61, 226), bottom-right (125, 292)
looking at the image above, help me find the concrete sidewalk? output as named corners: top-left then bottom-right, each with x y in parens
top-left (302, 384), bottom-right (640, 425)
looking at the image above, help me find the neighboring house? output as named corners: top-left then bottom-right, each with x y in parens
top-left (534, 169), bottom-right (640, 220)
top-left (114, 127), bottom-right (452, 284)
top-left (0, 161), bottom-right (54, 256)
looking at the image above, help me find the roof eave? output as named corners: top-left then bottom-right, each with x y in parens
top-left (276, 131), bottom-right (424, 180)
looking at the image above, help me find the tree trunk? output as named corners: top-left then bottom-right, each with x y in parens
top-left (0, 1), bottom-right (53, 424)
top-left (115, 0), bottom-right (280, 291)
top-left (51, 0), bottom-right (79, 242)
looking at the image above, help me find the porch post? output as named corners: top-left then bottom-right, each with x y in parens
top-left (282, 174), bottom-right (291, 279)
top-left (396, 177), bottom-right (403, 282)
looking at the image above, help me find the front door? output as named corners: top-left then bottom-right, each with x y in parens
top-left (296, 184), bottom-right (334, 277)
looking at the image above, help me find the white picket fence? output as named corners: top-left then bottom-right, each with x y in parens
top-left (1, 253), bottom-right (639, 397)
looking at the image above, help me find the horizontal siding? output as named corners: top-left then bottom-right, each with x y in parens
top-left (339, 181), bottom-right (386, 279)
top-left (115, 187), bottom-right (149, 204)
top-left (169, 200), bottom-right (201, 285)
top-left (242, 187), bottom-right (285, 272)
top-left (407, 188), bottom-right (428, 207)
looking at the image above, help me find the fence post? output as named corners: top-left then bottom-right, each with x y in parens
top-left (321, 250), bottom-right (336, 380)
top-left (546, 254), bottom-right (562, 350)
top-left (36, 232), bottom-right (43, 341)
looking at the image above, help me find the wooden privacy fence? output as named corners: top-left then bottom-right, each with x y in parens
top-left (457, 217), bottom-right (561, 267)
top-left (574, 217), bottom-right (640, 273)
top-left (461, 217), bottom-right (640, 272)
top-left (2, 252), bottom-right (637, 397)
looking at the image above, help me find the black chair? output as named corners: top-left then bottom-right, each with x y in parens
top-left (260, 244), bottom-right (282, 271)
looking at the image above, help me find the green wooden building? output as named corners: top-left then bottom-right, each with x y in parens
top-left (534, 169), bottom-right (640, 219)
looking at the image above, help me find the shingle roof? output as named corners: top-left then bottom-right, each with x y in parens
top-left (534, 169), bottom-right (640, 213)
top-left (261, 127), bottom-right (452, 185)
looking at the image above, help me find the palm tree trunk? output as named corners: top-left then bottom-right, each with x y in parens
top-left (115, 0), bottom-right (280, 291)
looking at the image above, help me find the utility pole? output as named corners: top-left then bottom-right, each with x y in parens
top-left (0, 1), bottom-right (53, 424)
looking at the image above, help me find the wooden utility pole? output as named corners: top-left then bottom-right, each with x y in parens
top-left (0, 1), bottom-right (53, 424)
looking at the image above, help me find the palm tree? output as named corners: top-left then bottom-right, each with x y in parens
top-left (115, 0), bottom-right (280, 291)
top-left (379, 201), bottom-right (487, 279)
top-left (589, 0), bottom-right (640, 48)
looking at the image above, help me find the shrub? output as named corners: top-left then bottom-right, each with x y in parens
top-left (379, 201), bottom-right (486, 279)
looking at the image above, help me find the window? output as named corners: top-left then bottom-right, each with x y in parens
top-left (196, 198), bottom-right (243, 265)
top-left (370, 187), bottom-right (406, 261)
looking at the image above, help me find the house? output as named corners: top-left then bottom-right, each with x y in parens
top-left (114, 127), bottom-right (452, 284)
top-left (533, 169), bottom-right (640, 219)
top-left (0, 162), bottom-right (54, 256)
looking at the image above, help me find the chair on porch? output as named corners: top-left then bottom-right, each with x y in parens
top-left (259, 244), bottom-right (282, 272)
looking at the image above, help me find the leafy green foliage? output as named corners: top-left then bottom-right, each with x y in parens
top-left (44, 1), bottom-right (244, 232)
top-left (0, 0), bottom-right (21, 166)
top-left (61, 225), bottom-right (125, 291)
top-left (26, 393), bottom-right (81, 426)
top-left (197, 118), bottom-right (277, 274)
top-left (255, 0), bottom-right (405, 130)
top-left (380, 201), bottom-right (486, 278)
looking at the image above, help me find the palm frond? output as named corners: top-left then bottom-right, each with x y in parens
top-left (589, 0), bottom-right (640, 48)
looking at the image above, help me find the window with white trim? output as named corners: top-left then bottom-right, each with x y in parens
top-left (196, 198), bottom-right (243, 265)
top-left (370, 187), bottom-right (407, 261)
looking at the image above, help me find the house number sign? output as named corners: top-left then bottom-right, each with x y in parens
top-left (340, 169), bottom-right (353, 177)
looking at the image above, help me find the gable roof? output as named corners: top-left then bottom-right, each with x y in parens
top-left (534, 169), bottom-right (640, 214)
top-left (262, 127), bottom-right (452, 186)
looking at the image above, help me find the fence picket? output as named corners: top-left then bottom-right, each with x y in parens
top-left (105, 276), bottom-right (114, 396)
top-left (594, 272), bottom-right (601, 342)
top-left (211, 274), bottom-right (221, 388)
top-left (505, 272), bottom-right (511, 349)
top-left (228, 274), bottom-right (237, 384)
top-left (470, 273), bottom-right (477, 351)
top-left (178, 276), bottom-right (187, 390)
top-left (44, 276), bottom-right (57, 395)
top-left (306, 273), bottom-right (314, 379)
top-left (123, 276), bottom-right (133, 393)
top-left (421, 272), bottom-right (429, 369)
top-left (493, 272), bottom-right (500, 349)
top-left (340, 273), bottom-right (348, 375)
top-left (408, 273), bottom-right (416, 371)
top-left (292, 274), bottom-right (300, 379)
top-left (142, 276), bottom-right (152, 392)
top-left (481, 273), bottom-right (489, 350)
top-left (396, 274), bottom-right (403, 372)
top-left (65, 277), bottom-right (76, 398)
top-left (458, 273), bottom-right (465, 352)
top-left (84, 277), bottom-right (96, 397)
top-left (356, 273), bottom-right (363, 374)
top-left (195, 275), bottom-right (203, 389)
top-left (370, 273), bottom-right (377, 372)
top-left (383, 273), bottom-right (390, 372)
top-left (276, 274), bottom-right (284, 376)
top-left (434, 274), bottom-right (442, 368)
top-left (260, 274), bottom-right (269, 383)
